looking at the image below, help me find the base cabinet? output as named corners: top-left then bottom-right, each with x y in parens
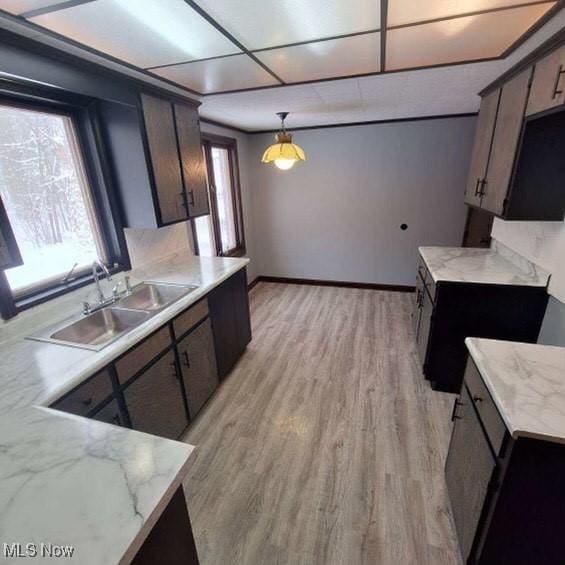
top-left (177, 318), bottom-right (219, 418)
top-left (445, 386), bottom-right (496, 561)
top-left (123, 350), bottom-right (189, 439)
top-left (50, 267), bottom-right (251, 440)
top-left (446, 358), bottom-right (565, 564)
top-left (414, 257), bottom-right (547, 393)
top-left (209, 268), bottom-right (252, 380)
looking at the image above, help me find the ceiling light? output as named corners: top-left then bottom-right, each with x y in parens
top-left (261, 112), bottom-right (306, 171)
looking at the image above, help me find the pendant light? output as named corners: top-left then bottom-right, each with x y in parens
top-left (261, 112), bottom-right (306, 170)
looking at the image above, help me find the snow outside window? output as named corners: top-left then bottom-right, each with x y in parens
top-left (0, 104), bottom-right (105, 297)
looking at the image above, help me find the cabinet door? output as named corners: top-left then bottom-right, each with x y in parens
top-left (0, 197), bottom-right (22, 270)
top-left (123, 350), bottom-right (188, 439)
top-left (526, 45), bottom-right (565, 116)
top-left (445, 387), bottom-right (496, 562)
top-left (232, 268), bottom-right (252, 352)
top-left (416, 287), bottom-right (433, 367)
top-left (464, 89), bottom-right (500, 208)
top-left (413, 272), bottom-right (425, 336)
top-left (140, 94), bottom-right (188, 225)
top-left (208, 277), bottom-right (239, 380)
top-left (482, 69), bottom-right (531, 215)
top-left (177, 318), bottom-right (219, 418)
top-left (91, 399), bottom-right (125, 427)
top-left (208, 270), bottom-right (251, 380)
top-left (174, 104), bottom-right (209, 218)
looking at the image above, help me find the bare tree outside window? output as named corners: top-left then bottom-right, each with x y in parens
top-left (0, 104), bottom-right (104, 296)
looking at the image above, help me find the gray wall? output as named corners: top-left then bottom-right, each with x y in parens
top-left (248, 117), bottom-right (476, 286)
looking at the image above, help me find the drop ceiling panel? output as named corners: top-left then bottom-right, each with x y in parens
top-left (195, 0), bottom-right (381, 50)
top-left (388, 0), bottom-right (549, 26)
top-left (0, 0), bottom-right (66, 15)
top-left (256, 33), bottom-right (380, 83)
top-left (151, 54), bottom-right (280, 94)
top-left (386, 3), bottom-right (555, 70)
top-left (29, 0), bottom-right (240, 69)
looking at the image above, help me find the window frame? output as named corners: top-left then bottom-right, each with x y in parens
top-left (0, 82), bottom-right (130, 320)
top-left (193, 133), bottom-right (246, 258)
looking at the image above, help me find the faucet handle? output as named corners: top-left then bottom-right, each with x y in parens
top-left (124, 275), bottom-right (132, 293)
top-left (82, 301), bottom-right (91, 315)
top-left (112, 281), bottom-right (123, 298)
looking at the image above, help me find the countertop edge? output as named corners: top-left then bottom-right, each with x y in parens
top-left (465, 337), bottom-right (519, 438)
top-left (418, 246), bottom-right (548, 288)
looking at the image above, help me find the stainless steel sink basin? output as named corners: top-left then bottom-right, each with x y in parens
top-left (115, 282), bottom-right (197, 312)
top-left (28, 308), bottom-right (150, 351)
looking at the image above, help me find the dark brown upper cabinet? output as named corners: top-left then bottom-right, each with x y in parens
top-left (465, 37), bottom-right (565, 221)
top-left (174, 103), bottom-right (209, 219)
top-left (0, 197), bottom-right (22, 270)
top-left (464, 89), bottom-right (500, 210)
top-left (464, 69), bottom-right (531, 216)
top-left (526, 44), bottom-right (565, 117)
top-left (141, 93), bottom-right (188, 225)
top-left (136, 93), bottom-right (208, 227)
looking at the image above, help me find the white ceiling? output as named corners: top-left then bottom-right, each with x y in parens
top-left (0, 0), bottom-right (562, 131)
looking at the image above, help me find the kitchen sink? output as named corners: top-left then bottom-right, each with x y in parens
top-left (114, 282), bottom-right (197, 312)
top-left (27, 282), bottom-right (198, 351)
top-left (29, 308), bottom-right (151, 351)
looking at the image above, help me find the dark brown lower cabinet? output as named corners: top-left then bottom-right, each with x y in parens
top-left (123, 349), bottom-right (188, 439)
top-left (132, 487), bottom-right (199, 565)
top-left (445, 387), bottom-right (496, 561)
top-left (208, 268), bottom-right (252, 380)
top-left (413, 260), bottom-right (548, 393)
top-left (446, 358), bottom-right (565, 564)
top-left (177, 318), bottom-right (219, 418)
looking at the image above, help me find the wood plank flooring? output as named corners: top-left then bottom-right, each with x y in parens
top-left (181, 283), bottom-right (462, 565)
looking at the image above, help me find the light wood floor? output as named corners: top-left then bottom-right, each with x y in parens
top-left (182, 283), bottom-right (462, 565)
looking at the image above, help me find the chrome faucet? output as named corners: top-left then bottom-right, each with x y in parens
top-left (92, 260), bottom-right (111, 303)
top-left (83, 261), bottom-right (114, 315)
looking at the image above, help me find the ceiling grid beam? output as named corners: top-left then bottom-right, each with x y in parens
top-left (182, 0), bottom-right (285, 85)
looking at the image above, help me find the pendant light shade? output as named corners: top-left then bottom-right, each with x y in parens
top-left (261, 112), bottom-right (306, 170)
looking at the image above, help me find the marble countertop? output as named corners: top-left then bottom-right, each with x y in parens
top-left (0, 252), bottom-right (249, 563)
top-left (418, 246), bottom-right (549, 287)
top-left (466, 338), bottom-right (565, 444)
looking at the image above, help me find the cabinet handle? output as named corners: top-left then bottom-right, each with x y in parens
top-left (170, 361), bottom-right (180, 380)
top-left (183, 351), bottom-right (190, 368)
top-left (82, 397), bottom-right (93, 407)
top-left (552, 64), bottom-right (565, 99)
top-left (188, 190), bottom-right (195, 207)
top-left (451, 398), bottom-right (464, 421)
top-left (474, 178), bottom-right (481, 196)
top-left (473, 395), bottom-right (483, 403)
top-left (179, 191), bottom-right (188, 211)
top-left (479, 179), bottom-right (487, 197)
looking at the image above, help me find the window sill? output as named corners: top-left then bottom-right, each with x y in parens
top-left (6, 266), bottom-right (124, 320)
top-left (221, 247), bottom-right (247, 258)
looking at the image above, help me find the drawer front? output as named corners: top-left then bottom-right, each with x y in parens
top-left (115, 325), bottom-right (172, 385)
top-left (173, 299), bottom-right (209, 339)
top-left (464, 360), bottom-right (506, 455)
top-left (51, 369), bottom-right (114, 416)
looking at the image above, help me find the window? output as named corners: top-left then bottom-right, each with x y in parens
top-left (193, 135), bottom-right (245, 257)
top-left (0, 94), bottom-right (128, 319)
